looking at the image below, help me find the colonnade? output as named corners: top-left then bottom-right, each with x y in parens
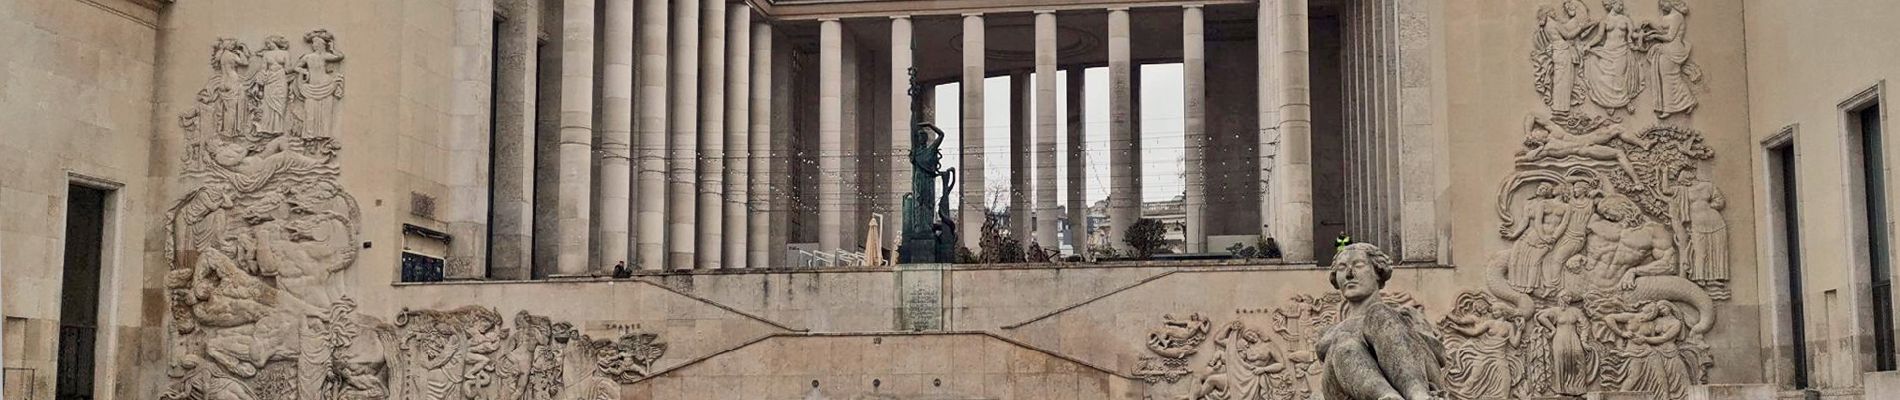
top-left (474, 0), bottom-right (1317, 277)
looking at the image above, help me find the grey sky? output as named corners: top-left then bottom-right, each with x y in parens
top-left (932, 64), bottom-right (1187, 212)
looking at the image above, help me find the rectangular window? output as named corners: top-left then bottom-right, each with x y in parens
top-left (56, 185), bottom-right (108, 400)
top-left (1857, 101), bottom-right (1897, 371)
top-left (1771, 141), bottom-right (1810, 388)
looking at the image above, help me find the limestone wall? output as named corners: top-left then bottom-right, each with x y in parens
top-left (0, 0), bottom-right (1795, 399)
top-left (1742, 0), bottom-right (1900, 394)
top-left (622, 333), bottom-right (1141, 400)
top-left (0, 1), bottom-right (161, 398)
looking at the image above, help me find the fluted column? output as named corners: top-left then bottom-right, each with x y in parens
top-left (725, 5), bottom-right (752, 268)
top-left (1182, 5), bottom-right (1207, 253)
top-left (818, 19), bottom-right (845, 256)
top-left (697, 0), bottom-right (727, 269)
top-left (888, 15), bottom-right (913, 251)
top-left (668, 0), bottom-right (700, 270)
top-left (636, 0), bottom-right (669, 270)
top-left (749, 22), bottom-right (774, 267)
top-left (595, 0), bottom-right (634, 269)
top-left (556, 0), bottom-right (596, 276)
top-left (960, 13), bottom-right (987, 252)
top-left (1270, 0), bottom-right (1314, 262)
top-left (1106, 7), bottom-right (1137, 255)
top-left (1033, 11), bottom-right (1060, 249)
top-left (1065, 68), bottom-right (1087, 257)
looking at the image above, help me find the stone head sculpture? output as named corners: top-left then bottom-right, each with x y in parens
top-left (1330, 242), bottom-right (1394, 303)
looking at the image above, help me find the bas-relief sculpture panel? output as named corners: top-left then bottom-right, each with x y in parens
top-left (161, 30), bottom-right (665, 400)
top-left (1473, 0), bottom-right (1718, 398)
top-left (1140, 1), bottom-right (1723, 399)
top-left (1138, 244), bottom-right (1449, 400)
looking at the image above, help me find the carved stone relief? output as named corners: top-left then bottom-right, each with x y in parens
top-left (163, 30), bottom-right (666, 400)
top-left (1134, 313), bottom-right (1211, 383)
top-left (1132, 246), bottom-right (1444, 400)
top-left (1139, 289), bottom-right (1434, 400)
top-left (1473, 1), bottom-right (1720, 398)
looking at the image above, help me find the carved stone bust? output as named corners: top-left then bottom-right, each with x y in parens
top-left (1315, 243), bottom-right (1447, 400)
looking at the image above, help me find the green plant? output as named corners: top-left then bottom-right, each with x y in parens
top-left (978, 215), bottom-right (1025, 263)
top-left (1124, 218), bottom-right (1167, 259)
top-left (1258, 236), bottom-right (1283, 259)
top-left (955, 247), bottom-right (979, 264)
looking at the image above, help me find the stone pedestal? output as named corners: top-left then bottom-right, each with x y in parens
top-left (1866, 370), bottom-right (1900, 400)
top-left (1584, 392), bottom-right (1652, 400)
top-left (894, 264), bottom-right (949, 331)
top-left (1686, 384), bottom-right (1777, 400)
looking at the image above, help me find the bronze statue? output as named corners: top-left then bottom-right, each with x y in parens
top-left (900, 67), bottom-right (960, 263)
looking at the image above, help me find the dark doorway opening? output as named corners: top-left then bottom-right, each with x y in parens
top-left (55, 185), bottom-right (108, 400)
top-left (1772, 142), bottom-right (1810, 388)
top-left (1854, 101), bottom-right (1897, 372)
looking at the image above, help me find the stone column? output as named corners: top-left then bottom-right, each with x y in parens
top-left (636, 0), bottom-right (669, 270)
top-left (1182, 5), bottom-right (1208, 254)
top-left (489, 0), bottom-right (539, 279)
top-left (725, 5), bottom-right (752, 268)
top-left (1034, 10), bottom-right (1060, 249)
top-left (556, 0), bottom-right (596, 276)
top-left (749, 22), bottom-right (774, 267)
top-left (668, 0), bottom-right (700, 270)
top-left (595, 0), bottom-right (634, 270)
top-left (1265, 0), bottom-right (1314, 262)
top-left (842, 35), bottom-right (862, 251)
top-left (888, 15), bottom-right (913, 251)
top-left (1106, 7), bottom-right (1137, 255)
top-left (1009, 71), bottom-right (1030, 241)
top-left (1065, 68), bottom-right (1087, 257)
top-left (698, 0), bottom-right (727, 269)
top-left (447, 0), bottom-right (496, 279)
top-left (818, 19), bottom-right (845, 256)
top-left (1261, 0), bottom-right (1276, 255)
top-left (532, 1), bottom-right (564, 277)
top-left (961, 13), bottom-right (987, 252)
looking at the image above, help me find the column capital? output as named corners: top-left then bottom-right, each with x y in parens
top-left (1034, 9), bottom-right (1057, 15)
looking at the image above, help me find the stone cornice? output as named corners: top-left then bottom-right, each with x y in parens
top-left (76, 0), bottom-right (169, 28)
top-left (751, 0), bottom-right (1253, 21)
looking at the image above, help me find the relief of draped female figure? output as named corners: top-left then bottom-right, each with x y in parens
top-left (1644, 0), bottom-right (1700, 119)
top-left (296, 30), bottom-right (345, 139)
top-left (254, 36), bottom-right (293, 136)
top-left (1583, 0), bottom-right (1644, 115)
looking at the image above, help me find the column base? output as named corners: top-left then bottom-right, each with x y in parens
top-left (1686, 384), bottom-right (1777, 400)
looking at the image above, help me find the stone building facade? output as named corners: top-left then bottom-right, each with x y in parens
top-left (0, 0), bottom-right (1893, 399)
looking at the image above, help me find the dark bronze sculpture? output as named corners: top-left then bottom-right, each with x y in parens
top-left (899, 67), bottom-right (960, 263)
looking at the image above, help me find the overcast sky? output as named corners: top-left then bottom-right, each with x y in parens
top-left (933, 64), bottom-right (1187, 212)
